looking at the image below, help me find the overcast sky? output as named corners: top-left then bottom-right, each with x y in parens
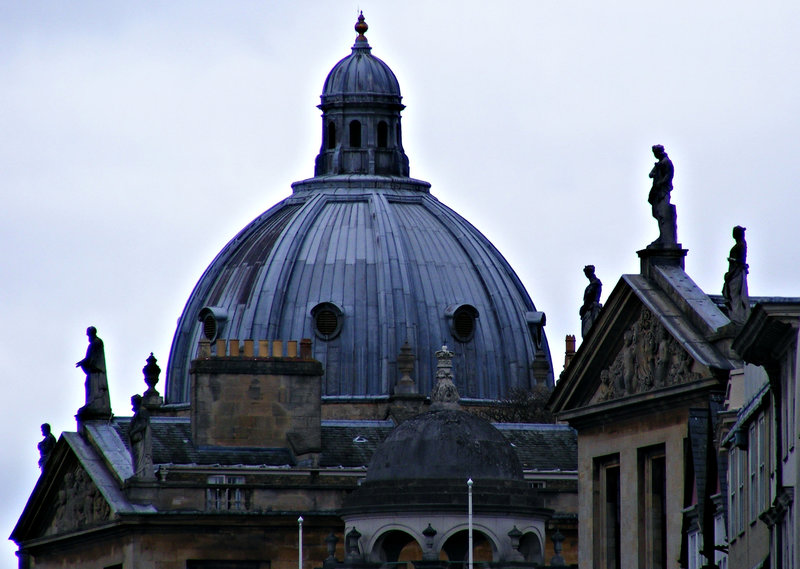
top-left (2, 1), bottom-right (799, 564)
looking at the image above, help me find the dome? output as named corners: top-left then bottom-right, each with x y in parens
top-left (366, 408), bottom-right (524, 482)
top-left (321, 14), bottom-right (401, 103)
top-left (163, 15), bottom-right (553, 404)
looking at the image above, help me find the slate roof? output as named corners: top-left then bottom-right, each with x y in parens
top-left (113, 418), bottom-right (294, 467)
top-left (319, 419), bottom-right (393, 468)
top-left (495, 424), bottom-right (578, 472)
top-left (107, 417), bottom-right (575, 473)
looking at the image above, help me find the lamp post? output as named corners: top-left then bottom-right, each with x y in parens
top-left (467, 478), bottom-right (473, 569)
top-left (298, 516), bottom-right (303, 569)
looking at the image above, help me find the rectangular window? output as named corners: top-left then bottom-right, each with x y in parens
top-left (737, 446), bottom-right (746, 534)
top-left (783, 349), bottom-right (796, 459)
top-left (687, 530), bottom-right (701, 569)
top-left (729, 447), bottom-right (742, 537)
top-left (758, 414), bottom-right (768, 514)
top-left (594, 455), bottom-right (621, 569)
top-left (781, 502), bottom-right (795, 569)
top-left (750, 422), bottom-right (757, 520)
top-left (639, 446), bottom-right (667, 569)
top-left (206, 475), bottom-right (246, 511)
top-left (714, 512), bottom-right (729, 569)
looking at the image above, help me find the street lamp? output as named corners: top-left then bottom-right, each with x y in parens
top-left (298, 516), bottom-right (303, 569)
top-left (467, 478), bottom-right (473, 569)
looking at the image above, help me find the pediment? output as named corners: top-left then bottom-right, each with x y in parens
top-left (39, 461), bottom-right (112, 537)
top-left (12, 436), bottom-right (116, 543)
top-left (587, 305), bottom-right (707, 405)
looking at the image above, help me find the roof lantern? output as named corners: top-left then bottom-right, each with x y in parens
top-left (314, 13), bottom-right (410, 177)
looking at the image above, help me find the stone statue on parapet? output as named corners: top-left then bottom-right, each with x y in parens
top-left (128, 394), bottom-right (155, 480)
top-left (647, 144), bottom-right (678, 248)
top-left (579, 265), bottom-right (603, 338)
top-left (38, 423), bottom-right (57, 469)
top-left (722, 225), bottom-right (750, 325)
top-left (75, 326), bottom-right (111, 419)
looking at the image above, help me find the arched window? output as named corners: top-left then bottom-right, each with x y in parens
top-left (349, 120), bottom-right (362, 148)
top-left (377, 121), bottom-right (388, 148)
top-left (327, 120), bottom-right (336, 149)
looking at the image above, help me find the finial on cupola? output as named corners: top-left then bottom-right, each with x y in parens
top-left (354, 11), bottom-right (368, 43)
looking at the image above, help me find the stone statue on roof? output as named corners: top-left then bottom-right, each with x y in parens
top-left (647, 144), bottom-right (678, 248)
top-left (37, 423), bottom-right (57, 469)
top-left (128, 394), bottom-right (155, 480)
top-left (722, 225), bottom-right (750, 325)
top-left (579, 265), bottom-right (603, 338)
top-left (75, 326), bottom-right (111, 419)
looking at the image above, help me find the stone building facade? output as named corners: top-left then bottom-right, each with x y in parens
top-left (12, 16), bottom-right (577, 569)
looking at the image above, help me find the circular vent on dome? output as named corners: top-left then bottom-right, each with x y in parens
top-left (202, 314), bottom-right (218, 341)
top-left (446, 304), bottom-right (479, 343)
top-left (197, 306), bottom-right (228, 342)
top-left (311, 302), bottom-right (344, 341)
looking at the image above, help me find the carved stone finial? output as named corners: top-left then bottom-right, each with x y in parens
top-left (325, 532), bottom-right (339, 562)
top-left (345, 527), bottom-right (362, 561)
top-left (75, 326), bottom-right (111, 421)
top-left (647, 144), bottom-right (678, 249)
top-left (550, 528), bottom-right (566, 567)
top-left (579, 265), bottom-right (603, 337)
top-left (354, 12), bottom-right (368, 43)
top-left (508, 526), bottom-right (524, 561)
top-left (395, 341), bottom-right (417, 394)
top-left (422, 524), bottom-right (438, 560)
top-left (38, 423), bottom-right (57, 470)
top-left (142, 353), bottom-right (164, 408)
top-left (128, 394), bottom-right (155, 480)
top-left (431, 345), bottom-right (460, 408)
top-left (722, 225), bottom-right (750, 325)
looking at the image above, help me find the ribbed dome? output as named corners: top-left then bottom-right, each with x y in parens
top-left (163, 14), bottom-right (553, 404)
top-left (321, 13), bottom-right (401, 103)
top-left (164, 177), bottom-right (552, 403)
top-left (366, 409), bottom-right (524, 482)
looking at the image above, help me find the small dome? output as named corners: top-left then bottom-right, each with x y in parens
top-left (321, 13), bottom-right (402, 104)
top-left (366, 409), bottom-right (524, 482)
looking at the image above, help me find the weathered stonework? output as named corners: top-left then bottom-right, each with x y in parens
top-left (191, 347), bottom-right (324, 452)
top-left (593, 306), bottom-right (704, 403)
top-left (43, 465), bottom-right (111, 536)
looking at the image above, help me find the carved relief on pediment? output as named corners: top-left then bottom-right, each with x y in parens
top-left (593, 307), bottom-right (702, 403)
top-left (42, 465), bottom-right (111, 537)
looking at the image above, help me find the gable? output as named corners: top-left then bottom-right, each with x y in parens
top-left (550, 272), bottom-right (736, 420)
top-left (589, 305), bottom-right (706, 404)
top-left (40, 461), bottom-right (112, 537)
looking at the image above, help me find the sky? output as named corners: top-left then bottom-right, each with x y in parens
top-left (2, 1), bottom-right (799, 565)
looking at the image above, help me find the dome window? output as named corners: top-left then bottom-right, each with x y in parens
top-left (326, 120), bottom-right (337, 149)
top-left (446, 304), bottom-right (479, 343)
top-left (349, 120), bottom-right (362, 148)
top-left (311, 302), bottom-right (344, 341)
top-left (198, 307), bottom-right (229, 342)
top-left (377, 121), bottom-right (388, 148)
